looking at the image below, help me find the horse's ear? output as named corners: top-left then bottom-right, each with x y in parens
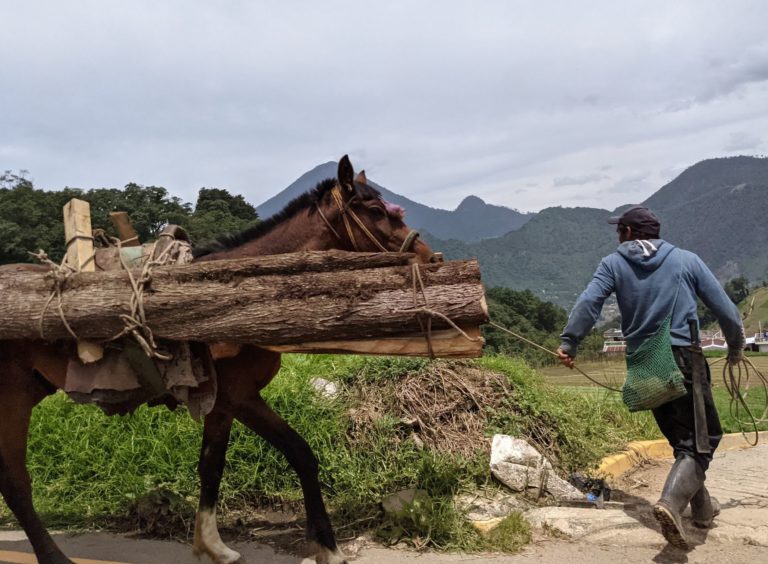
top-left (354, 170), bottom-right (368, 185)
top-left (338, 155), bottom-right (355, 192)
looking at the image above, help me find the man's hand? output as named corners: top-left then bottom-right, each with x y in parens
top-left (727, 347), bottom-right (744, 365)
top-left (556, 347), bottom-right (575, 369)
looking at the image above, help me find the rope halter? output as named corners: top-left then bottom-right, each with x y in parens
top-left (316, 184), bottom-right (421, 253)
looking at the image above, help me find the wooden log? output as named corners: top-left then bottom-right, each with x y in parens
top-left (63, 198), bottom-right (103, 363)
top-left (0, 251), bottom-right (488, 347)
top-left (263, 326), bottom-right (484, 357)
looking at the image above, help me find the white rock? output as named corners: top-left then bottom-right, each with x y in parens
top-left (490, 434), bottom-right (583, 501)
top-left (310, 377), bottom-right (340, 399)
top-left (491, 434), bottom-right (549, 468)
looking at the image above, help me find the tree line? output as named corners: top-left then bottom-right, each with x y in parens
top-left (0, 172), bottom-right (259, 265)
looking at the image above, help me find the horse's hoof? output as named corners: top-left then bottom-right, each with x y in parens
top-left (193, 543), bottom-right (242, 564)
top-left (315, 547), bottom-right (348, 564)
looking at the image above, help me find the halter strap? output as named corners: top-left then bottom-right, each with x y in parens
top-left (317, 185), bottom-right (420, 254)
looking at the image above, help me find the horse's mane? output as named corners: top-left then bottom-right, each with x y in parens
top-left (192, 177), bottom-right (383, 258)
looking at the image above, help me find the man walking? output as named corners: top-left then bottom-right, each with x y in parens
top-left (557, 206), bottom-right (745, 549)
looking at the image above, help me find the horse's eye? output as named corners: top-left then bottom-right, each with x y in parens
top-left (370, 206), bottom-right (387, 218)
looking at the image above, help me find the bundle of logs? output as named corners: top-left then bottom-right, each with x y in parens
top-left (0, 250), bottom-right (487, 358)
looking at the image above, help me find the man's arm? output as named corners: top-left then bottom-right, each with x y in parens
top-left (559, 259), bottom-right (615, 360)
top-left (693, 255), bottom-right (745, 356)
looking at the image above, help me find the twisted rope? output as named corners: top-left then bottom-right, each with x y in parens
top-left (32, 233), bottom-right (192, 362)
top-left (107, 234), bottom-right (192, 361)
top-left (29, 250), bottom-right (83, 341)
top-left (710, 355), bottom-right (768, 446)
top-left (486, 321), bottom-right (622, 392)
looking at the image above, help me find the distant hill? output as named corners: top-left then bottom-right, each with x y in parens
top-left (255, 161), bottom-right (533, 243)
top-left (424, 207), bottom-right (617, 306)
top-left (428, 156), bottom-right (768, 307)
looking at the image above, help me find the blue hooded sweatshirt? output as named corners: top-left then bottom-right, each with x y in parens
top-left (560, 239), bottom-right (744, 357)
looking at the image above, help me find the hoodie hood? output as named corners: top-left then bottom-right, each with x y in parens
top-left (617, 239), bottom-right (675, 271)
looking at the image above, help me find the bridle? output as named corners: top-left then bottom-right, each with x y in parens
top-left (316, 184), bottom-right (421, 253)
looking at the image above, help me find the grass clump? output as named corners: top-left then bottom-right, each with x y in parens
top-left (484, 513), bottom-right (531, 552)
top-left (3, 352), bottom-right (665, 553)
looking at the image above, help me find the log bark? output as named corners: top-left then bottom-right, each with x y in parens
top-left (0, 251), bottom-right (488, 346)
top-left (262, 326), bottom-right (484, 357)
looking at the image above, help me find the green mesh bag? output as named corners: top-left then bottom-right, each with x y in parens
top-left (622, 313), bottom-right (687, 412)
top-left (621, 248), bottom-right (687, 412)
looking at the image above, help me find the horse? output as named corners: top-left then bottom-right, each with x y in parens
top-left (0, 155), bottom-right (438, 564)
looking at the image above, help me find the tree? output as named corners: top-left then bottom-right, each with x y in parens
top-left (186, 188), bottom-right (260, 243)
top-left (482, 287), bottom-right (569, 365)
top-left (724, 276), bottom-right (750, 305)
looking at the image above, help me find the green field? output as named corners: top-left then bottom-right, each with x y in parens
top-left (538, 355), bottom-right (768, 434)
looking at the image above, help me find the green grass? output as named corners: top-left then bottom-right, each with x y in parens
top-left (0, 354), bottom-right (686, 551)
top-left (740, 286), bottom-right (768, 337)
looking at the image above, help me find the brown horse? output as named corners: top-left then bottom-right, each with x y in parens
top-left (0, 156), bottom-right (437, 564)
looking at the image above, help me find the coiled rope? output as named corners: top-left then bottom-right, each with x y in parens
top-left (709, 356), bottom-right (768, 446)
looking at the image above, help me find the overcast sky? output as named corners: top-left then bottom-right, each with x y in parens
top-left (2, 1), bottom-right (767, 213)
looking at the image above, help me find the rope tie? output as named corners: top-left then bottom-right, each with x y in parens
top-left (395, 263), bottom-right (484, 359)
top-left (29, 250), bottom-right (84, 341)
top-left (106, 234), bottom-right (191, 361)
top-left (32, 233), bottom-right (192, 362)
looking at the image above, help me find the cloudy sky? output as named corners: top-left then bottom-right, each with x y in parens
top-left (2, 1), bottom-right (767, 213)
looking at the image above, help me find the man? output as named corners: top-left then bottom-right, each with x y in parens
top-left (557, 205), bottom-right (745, 550)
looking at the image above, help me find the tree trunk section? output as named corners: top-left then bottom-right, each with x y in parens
top-left (0, 251), bottom-right (487, 347)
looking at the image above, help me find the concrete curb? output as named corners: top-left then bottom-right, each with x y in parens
top-left (598, 430), bottom-right (768, 482)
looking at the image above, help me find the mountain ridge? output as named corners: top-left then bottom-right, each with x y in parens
top-left (255, 162), bottom-right (534, 243)
top-left (257, 155), bottom-right (768, 307)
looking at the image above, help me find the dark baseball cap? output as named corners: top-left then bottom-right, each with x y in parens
top-left (608, 205), bottom-right (660, 235)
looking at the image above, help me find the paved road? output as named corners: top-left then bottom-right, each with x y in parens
top-left (1, 444), bottom-right (767, 563)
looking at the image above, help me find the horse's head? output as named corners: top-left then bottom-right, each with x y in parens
top-left (314, 155), bottom-right (438, 264)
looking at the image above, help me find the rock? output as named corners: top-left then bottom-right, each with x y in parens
top-left (455, 490), bottom-right (529, 521)
top-left (524, 506), bottom-right (640, 538)
top-left (490, 434), bottom-right (583, 501)
top-left (491, 434), bottom-right (546, 468)
top-left (310, 377), bottom-right (340, 399)
top-left (382, 489), bottom-right (429, 517)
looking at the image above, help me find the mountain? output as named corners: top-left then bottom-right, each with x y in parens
top-left (257, 156), bottom-right (768, 308)
top-left (423, 207), bottom-right (617, 306)
top-left (646, 156), bottom-right (768, 283)
top-left (255, 162), bottom-right (533, 242)
top-left (427, 156), bottom-right (768, 307)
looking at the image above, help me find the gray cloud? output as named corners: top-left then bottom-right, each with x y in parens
top-left (553, 173), bottom-right (609, 187)
top-left (1, 1), bottom-right (767, 213)
top-left (724, 131), bottom-right (763, 152)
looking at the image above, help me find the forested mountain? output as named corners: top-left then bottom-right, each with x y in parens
top-left (255, 162), bottom-right (533, 242)
top-left (424, 207), bottom-right (618, 306)
top-left (428, 156), bottom-right (768, 306)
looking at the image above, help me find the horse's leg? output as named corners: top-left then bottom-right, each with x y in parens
top-left (192, 408), bottom-right (241, 564)
top-left (233, 396), bottom-right (347, 564)
top-left (0, 352), bottom-right (72, 564)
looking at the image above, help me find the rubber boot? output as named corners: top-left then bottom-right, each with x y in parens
top-left (653, 456), bottom-right (704, 549)
top-left (690, 485), bottom-right (720, 528)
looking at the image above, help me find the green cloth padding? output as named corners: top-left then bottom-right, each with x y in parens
top-left (622, 313), bottom-right (687, 412)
